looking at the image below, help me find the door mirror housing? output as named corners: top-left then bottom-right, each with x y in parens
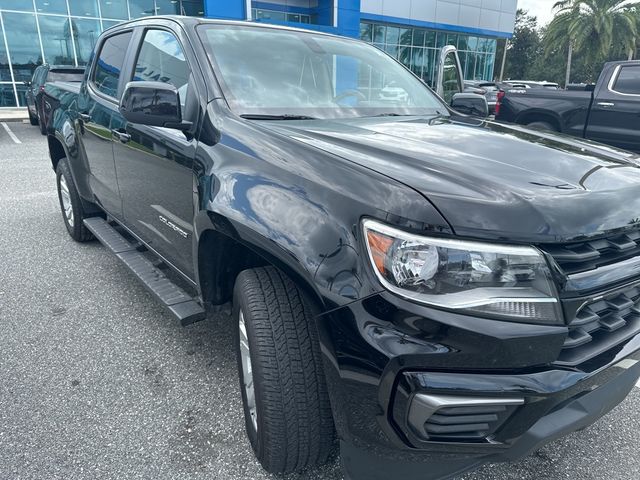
top-left (119, 81), bottom-right (191, 130)
top-left (435, 45), bottom-right (464, 102)
top-left (23, 80), bottom-right (32, 86)
top-left (451, 93), bottom-right (489, 118)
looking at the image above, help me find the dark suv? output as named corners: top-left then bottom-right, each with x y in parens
top-left (25, 64), bottom-right (84, 133)
top-left (46, 17), bottom-right (640, 480)
top-left (464, 80), bottom-right (500, 114)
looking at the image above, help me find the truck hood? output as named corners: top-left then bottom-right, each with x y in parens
top-left (263, 116), bottom-right (640, 242)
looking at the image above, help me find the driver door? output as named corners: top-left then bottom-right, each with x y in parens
top-left (111, 27), bottom-right (198, 278)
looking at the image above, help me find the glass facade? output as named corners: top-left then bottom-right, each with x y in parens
top-left (359, 22), bottom-right (498, 87)
top-left (251, 8), bottom-right (311, 24)
top-left (0, 0), bottom-right (204, 107)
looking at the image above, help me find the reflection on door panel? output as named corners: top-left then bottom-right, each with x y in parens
top-left (112, 29), bottom-right (196, 277)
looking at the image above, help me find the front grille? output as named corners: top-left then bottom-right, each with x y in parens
top-left (541, 231), bottom-right (640, 368)
top-left (542, 230), bottom-right (640, 275)
top-left (556, 284), bottom-right (640, 367)
top-left (422, 404), bottom-right (517, 442)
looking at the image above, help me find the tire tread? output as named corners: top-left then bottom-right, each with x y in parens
top-left (56, 158), bottom-right (94, 242)
top-left (234, 266), bottom-right (334, 474)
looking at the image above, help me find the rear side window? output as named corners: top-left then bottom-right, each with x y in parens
top-left (132, 29), bottom-right (190, 107)
top-left (613, 66), bottom-right (640, 95)
top-left (93, 31), bottom-right (133, 98)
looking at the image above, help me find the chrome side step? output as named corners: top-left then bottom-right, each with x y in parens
top-left (84, 217), bottom-right (206, 326)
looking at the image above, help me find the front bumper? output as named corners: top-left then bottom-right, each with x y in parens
top-left (317, 292), bottom-right (640, 480)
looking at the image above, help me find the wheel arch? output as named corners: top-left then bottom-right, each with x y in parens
top-left (47, 133), bottom-right (67, 172)
top-left (195, 211), bottom-right (328, 313)
top-left (516, 110), bottom-right (562, 132)
top-left (48, 132), bottom-right (101, 216)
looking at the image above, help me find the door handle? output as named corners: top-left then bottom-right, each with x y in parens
top-left (79, 113), bottom-right (91, 122)
top-left (597, 102), bottom-right (615, 108)
top-left (111, 129), bottom-right (131, 143)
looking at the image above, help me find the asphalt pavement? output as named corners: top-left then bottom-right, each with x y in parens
top-left (1, 121), bottom-right (640, 480)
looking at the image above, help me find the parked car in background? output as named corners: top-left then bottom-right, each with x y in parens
top-left (379, 81), bottom-right (410, 103)
top-left (496, 60), bottom-right (640, 152)
top-left (24, 64), bottom-right (84, 134)
top-left (506, 80), bottom-right (560, 90)
top-left (464, 80), bottom-right (499, 114)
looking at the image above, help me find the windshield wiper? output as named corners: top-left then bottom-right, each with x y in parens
top-left (240, 114), bottom-right (318, 120)
top-left (372, 113), bottom-right (405, 117)
top-left (368, 112), bottom-right (445, 118)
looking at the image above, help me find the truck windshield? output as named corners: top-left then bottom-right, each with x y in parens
top-left (198, 24), bottom-right (446, 119)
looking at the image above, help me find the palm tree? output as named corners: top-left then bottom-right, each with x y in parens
top-left (545, 0), bottom-right (640, 85)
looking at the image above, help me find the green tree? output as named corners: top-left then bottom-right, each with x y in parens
top-left (499, 9), bottom-right (542, 80)
top-left (545, 0), bottom-right (640, 86)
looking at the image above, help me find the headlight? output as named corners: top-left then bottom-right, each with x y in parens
top-left (363, 219), bottom-right (562, 325)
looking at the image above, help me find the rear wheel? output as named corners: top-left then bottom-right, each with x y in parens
top-left (526, 121), bottom-right (557, 132)
top-left (56, 158), bottom-right (93, 242)
top-left (28, 108), bottom-right (38, 126)
top-left (233, 266), bottom-right (335, 474)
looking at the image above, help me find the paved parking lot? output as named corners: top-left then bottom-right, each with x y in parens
top-left (1, 121), bottom-right (640, 480)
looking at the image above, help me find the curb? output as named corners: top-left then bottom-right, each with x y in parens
top-left (0, 108), bottom-right (29, 122)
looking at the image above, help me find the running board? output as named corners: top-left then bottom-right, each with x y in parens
top-left (84, 217), bottom-right (206, 326)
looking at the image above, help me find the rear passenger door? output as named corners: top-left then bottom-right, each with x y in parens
top-left (111, 27), bottom-right (199, 278)
top-left (78, 30), bottom-right (134, 219)
top-left (586, 64), bottom-right (640, 153)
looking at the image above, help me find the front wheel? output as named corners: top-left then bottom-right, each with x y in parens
top-left (233, 267), bottom-right (335, 474)
top-left (56, 158), bottom-right (93, 242)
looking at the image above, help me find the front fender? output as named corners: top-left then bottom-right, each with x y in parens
top-left (192, 103), bottom-right (452, 311)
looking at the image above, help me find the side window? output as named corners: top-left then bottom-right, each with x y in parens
top-left (613, 66), bottom-right (640, 95)
top-left (93, 31), bottom-right (133, 98)
top-left (133, 30), bottom-right (190, 108)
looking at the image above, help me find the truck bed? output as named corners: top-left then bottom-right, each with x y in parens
top-left (497, 87), bottom-right (593, 138)
top-left (41, 80), bottom-right (82, 134)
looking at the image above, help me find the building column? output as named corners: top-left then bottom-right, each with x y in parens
top-left (334, 0), bottom-right (361, 38)
top-left (204, 0), bottom-right (247, 20)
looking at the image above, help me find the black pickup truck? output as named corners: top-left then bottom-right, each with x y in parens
top-left (47, 17), bottom-right (640, 480)
top-left (496, 60), bottom-right (640, 152)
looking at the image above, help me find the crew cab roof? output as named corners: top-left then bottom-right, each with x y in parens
top-left (603, 60), bottom-right (640, 67)
top-left (101, 15), bottom-right (348, 40)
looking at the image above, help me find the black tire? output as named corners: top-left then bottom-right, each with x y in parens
top-left (233, 266), bottom-right (335, 474)
top-left (28, 109), bottom-right (38, 126)
top-left (55, 158), bottom-right (93, 242)
top-left (526, 121), bottom-right (557, 132)
top-left (38, 106), bottom-right (47, 135)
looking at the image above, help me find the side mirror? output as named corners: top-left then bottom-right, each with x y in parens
top-left (119, 81), bottom-right (191, 130)
top-left (23, 80), bottom-right (32, 86)
top-left (450, 93), bottom-right (489, 118)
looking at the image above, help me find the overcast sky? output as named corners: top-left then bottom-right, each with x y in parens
top-left (517, 0), bottom-right (559, 26)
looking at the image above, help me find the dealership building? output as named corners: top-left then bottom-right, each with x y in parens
top-left (0, 0), bottom-right (516, 107)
